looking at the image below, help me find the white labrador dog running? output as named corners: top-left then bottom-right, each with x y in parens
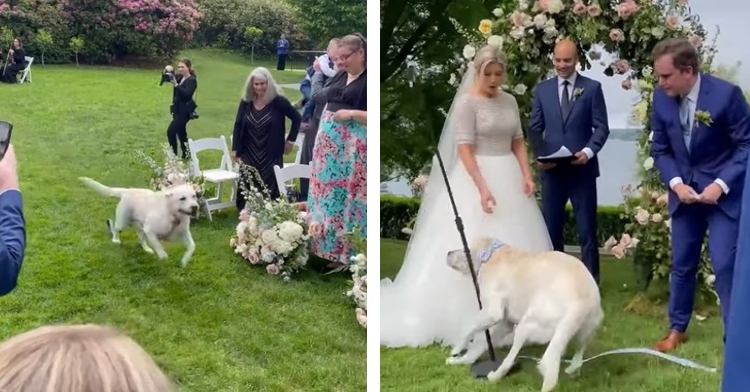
top-left (79, 177), bottom-right (200, 267)
top-left (445, 237), bottom-right (603, 392)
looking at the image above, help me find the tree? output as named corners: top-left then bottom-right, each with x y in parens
top-left (380, 0), bottom-right (498, 180)
top-left (243, 27), bottom-right (263, 63)
top-left (34, 29), bottom-right (54, 67)
top-left (69, 37), bottom-right (84, 67)
top-left (286, 0), bottom-right (366, 47)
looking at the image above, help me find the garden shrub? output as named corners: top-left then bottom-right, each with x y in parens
top-left (194, 0), bottom-right (309, 56)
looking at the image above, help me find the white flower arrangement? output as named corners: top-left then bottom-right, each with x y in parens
top-left (134, 144), bottom-right (207, 217)
top-left (346, 253), bottom-right (367, 329)
top-left (229, 164), bottom-right (311, 280)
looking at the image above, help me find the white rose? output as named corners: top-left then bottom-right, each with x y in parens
top-left (634, 207), bottom-right (651, 225)
top-left (533, 13), bottom-right (548, 28)
top-left (651, 213), bottom-right (663, 223)
top-left (544, 18), bottom-right (556, 28)
top-left (519, 0), bottom-right (529, 10)
top-left (462, 45), bottom-right (476, 60)
top-left (510, 27), bottom-right (525, 40)
top-left (643, 157), bottom-right (654, 170)
top-left (487, 35), bottom-right (504, 48)
top-left (642, 66), bottom-right (653, 77)
top-left (546, 0), bottom-right (564, 14)
top-left (492, 7), bottom-right (504, 17)
top-left (543, 26), bottom-right (559, 38)
top-left (513, 83), bottom-right (528, 95)
top-left (448, 73), bottom-right (457, 86)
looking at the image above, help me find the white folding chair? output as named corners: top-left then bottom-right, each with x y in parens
top-left (187, 135), bottom-right (239, 220)
top-left (294, 132), bottom-right (305, 164)
top-left (273, 163), bottom-right (311, 199)
top-left (19, 56), bottom-right (33, 84)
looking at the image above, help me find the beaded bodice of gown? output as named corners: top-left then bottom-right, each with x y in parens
top-left (452, 91), bottom-right (524, 156)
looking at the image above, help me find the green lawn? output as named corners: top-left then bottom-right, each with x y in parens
top-left (380, 238), bottom-right (723, 392)
top-left (0, 49), bottom-right (365, 391)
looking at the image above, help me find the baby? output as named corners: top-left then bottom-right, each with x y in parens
top-left (299, 38), bottom-right (339, 122)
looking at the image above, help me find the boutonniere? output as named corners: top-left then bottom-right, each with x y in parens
top-left (695, 110), bottom-right (713, 127)
top-left (573, 87), bottom-right (584, 100)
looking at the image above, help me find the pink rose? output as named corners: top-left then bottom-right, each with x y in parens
top-left (572, 1), bottom-right (587, 15)
top-left (355, 308), bottom-right (367, 328)
top-left (621, 79), bottom-right (632, 90)
top-left (677, 0), bottom-right (688, 6)
top-left (688, 34), bottom-right (703, 48)
top-left (239, 209), bottom-right (249, 222)
top-left (619, 234), bottom-right (633, 248)
top-left (616, 0), bottom-right (640, 19)
top-left (609, 28), bottom-right (624, 42)
top-left (612, 244), bottom-right (626, 259)
top-left (266, 264), bottom-right (280, 275)
top-left (587, 4), bottom-right (602, 17)
top-left (537, 0), bottom-right (551, 12)
top-left (614, 59), bottom-right (630, 74)
top-left (665, 14), bottom-right (680, 30)
top-left (247, 253), bottom-right (260, 265)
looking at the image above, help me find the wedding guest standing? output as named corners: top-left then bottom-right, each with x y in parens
top-left (650, 38), bottom-right (750, 353)
top-left (231, 67), bottom-right (300, 209)
top-left (307, 33), bottom-right (367, 268)
top-left (276, 34), bottom-right (289, 71)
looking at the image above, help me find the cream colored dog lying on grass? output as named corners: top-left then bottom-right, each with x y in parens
top-left (445, 237), bottom-right (603, 392)
top-left (79, 177), bottom-right (200, 267)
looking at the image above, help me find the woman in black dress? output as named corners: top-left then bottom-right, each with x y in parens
top-left (231, 67), bottom-right (301, 210)
top-left (0, 38), bottom-right (27, 84)
top-left (166, 59), bottom-right (197, 158)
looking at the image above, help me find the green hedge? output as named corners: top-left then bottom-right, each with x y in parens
top-left (380, 195), bottom-right (627, 247)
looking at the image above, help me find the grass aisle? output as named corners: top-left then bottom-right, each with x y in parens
top-left (380, 238), bottom-right (723, 391)
top-left (0, 49), bottom-right (365, 391)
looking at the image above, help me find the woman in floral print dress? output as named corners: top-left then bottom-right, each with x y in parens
top-left (308, 33), bottom-right (367, 267)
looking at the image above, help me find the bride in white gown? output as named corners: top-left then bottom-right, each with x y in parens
top-left (380, 45), bottom-right (554, 348)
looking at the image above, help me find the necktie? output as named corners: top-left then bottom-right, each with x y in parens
top-left (561, 81), bottom-right (571, 119)
top-left (679, 96), bottom-right (691, 152)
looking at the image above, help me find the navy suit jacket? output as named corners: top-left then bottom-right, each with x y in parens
top-left (0, 189), bottom-right (24, 296)
top-left (650, 73), bottom-right (750, 219)
top-left (528, 73), bottom-right (610, 178)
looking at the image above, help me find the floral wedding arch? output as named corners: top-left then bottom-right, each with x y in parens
top-left (452, 0), bottom-right (723, 303)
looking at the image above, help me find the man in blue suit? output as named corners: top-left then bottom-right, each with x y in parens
top-left (528, 39), bottom-right (610, 284)
top-left (649, 38), bottom-right (750, 353)
top-left (0, 144), bottom-right (25, 296)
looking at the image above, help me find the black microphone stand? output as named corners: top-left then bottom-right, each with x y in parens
top-left (434, 148), bottom-right (520, 378)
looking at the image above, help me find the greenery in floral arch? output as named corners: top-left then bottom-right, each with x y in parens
top-left (453, 0), bottom-right (725, 309)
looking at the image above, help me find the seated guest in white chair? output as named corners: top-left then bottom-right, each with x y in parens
top-left (231, 67), bottom-right (300, 209)
top-left (0, 38), bottom-right (27, 84)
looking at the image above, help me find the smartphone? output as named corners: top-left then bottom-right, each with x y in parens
top-left (0, 121), bottom-right (12, 162)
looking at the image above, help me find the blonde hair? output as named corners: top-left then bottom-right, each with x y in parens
top-left (0, 324), bottom-right (175, 392)
top-left (327, 38), bottom-right (340, 51)
top-left (242, 66), bottom-right (283, 103)
top-left (473, 45), bottom-right (507, 75)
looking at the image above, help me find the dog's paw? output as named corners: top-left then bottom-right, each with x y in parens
top-left (180, 258), bottom-right (191, 268)
top-left (111, 238), bottom-right (121, 244)
top-left (156, 252), bottom-right (168, 260)
top-left (142, 247), bottom-right (154, 254)
top-left (564, 363), bottom-right (582, 377)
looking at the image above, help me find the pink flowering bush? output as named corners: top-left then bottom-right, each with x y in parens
top-left (0, 0), bottom-right (200, 64)
top-left (455, 0), bottom-right (724, 302)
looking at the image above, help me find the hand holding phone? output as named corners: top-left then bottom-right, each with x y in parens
top-left (0, 121), bottom-right (12, 163)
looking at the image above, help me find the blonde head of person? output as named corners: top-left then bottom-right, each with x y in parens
top-left (0, 324), bottom-right (175, 392)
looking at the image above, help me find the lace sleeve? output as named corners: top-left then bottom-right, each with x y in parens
top-left (508, 94), bottom-right (524, 140)
top-left (452, 95), bottom-right (476, 145)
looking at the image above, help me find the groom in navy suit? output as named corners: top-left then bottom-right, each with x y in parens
top-left (650, 38), bottom-right (750, 353)
top-left (528, 39), bottom-right (610, 284)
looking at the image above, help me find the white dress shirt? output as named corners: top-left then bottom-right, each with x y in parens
top-left (557, 73), bottom-right (594, 160)
top-left (668, 74), bottom-right (730, 194)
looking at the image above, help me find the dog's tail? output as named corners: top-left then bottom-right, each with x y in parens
top-left (79, 177), bottom-right (126, 198)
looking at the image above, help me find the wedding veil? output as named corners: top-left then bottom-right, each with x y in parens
top-left (381, 61), bottom-right (476, 286)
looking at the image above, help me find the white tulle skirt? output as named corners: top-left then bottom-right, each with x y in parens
top-left (380, 154), bottom-right (553, 348)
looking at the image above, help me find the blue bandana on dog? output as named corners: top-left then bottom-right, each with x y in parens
top-left (477, 239), bottom-right (506, 264)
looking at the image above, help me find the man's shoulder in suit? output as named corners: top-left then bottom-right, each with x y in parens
top-left (701, 72), bottom-right (738, 95)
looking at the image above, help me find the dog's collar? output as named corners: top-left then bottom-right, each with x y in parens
top-left (477, 239), bottom-right (506, 264)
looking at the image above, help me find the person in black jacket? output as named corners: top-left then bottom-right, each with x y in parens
top-left (166, 59), bottom-right (197, 158)
top-left (231, 67), bottom-right (301, 208)
top-left (0, 38), bottom-right (27, 84)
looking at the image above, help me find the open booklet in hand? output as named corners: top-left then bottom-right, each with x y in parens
top-left (537, 146), bottom-right (576, 164)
